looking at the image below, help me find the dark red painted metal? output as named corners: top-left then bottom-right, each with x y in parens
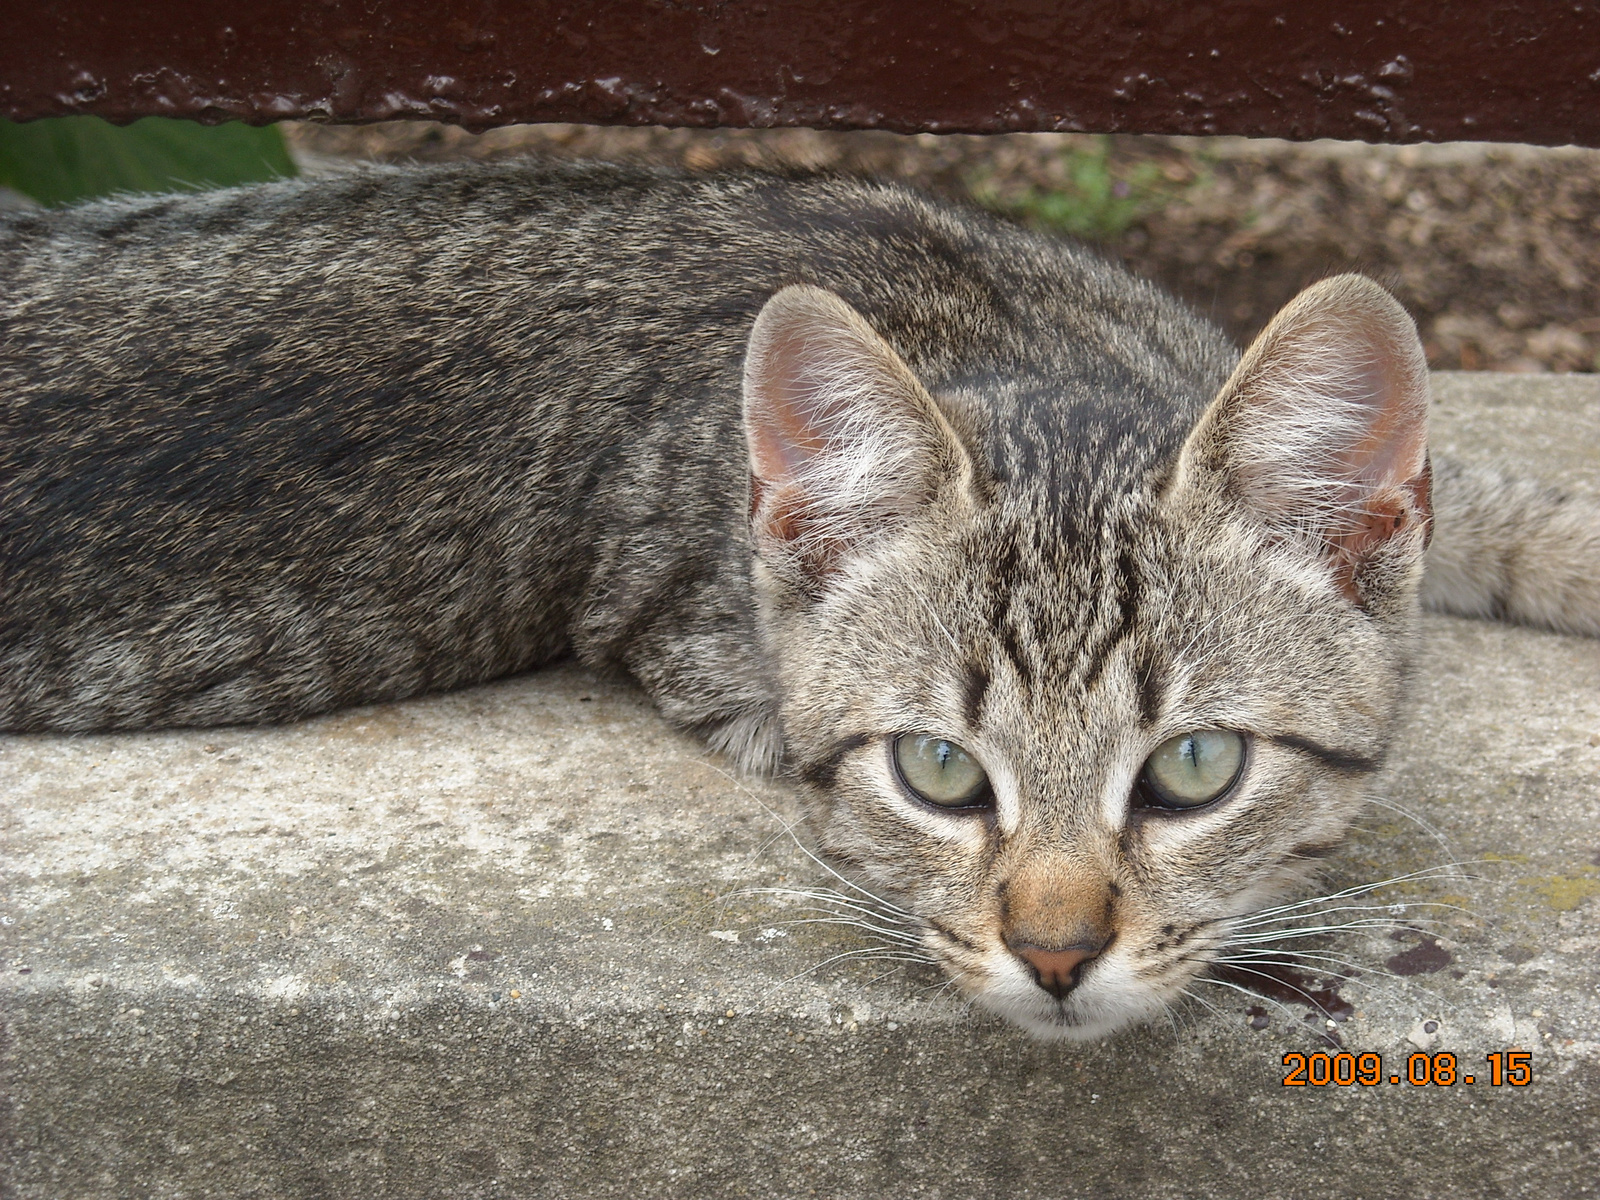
top-left (6, 1), bottom-right (1600, 146)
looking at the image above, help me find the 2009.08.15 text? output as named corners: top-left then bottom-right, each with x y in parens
top-left (1282, 1051), bottom-right (1532, 1087)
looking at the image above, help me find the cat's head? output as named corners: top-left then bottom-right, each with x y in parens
top-left (741, 276), bottom-right (1431, 1039)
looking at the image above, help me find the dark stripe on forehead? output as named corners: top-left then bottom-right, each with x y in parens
top-left (998, 619), bottom-right (1034, 689)
top-left (963, 663), bottom-right (991, 729)
top-left (1135, 657), bottom-right (1165, 727)
top-left (1271, 734), bottom-right (1381, 776)
top-left (797, 732), bottom-right (874, 789)
top-left (986, 530), bottom-right (1035, 691)
top-left (1080, 548), bottom-right (1140, 691)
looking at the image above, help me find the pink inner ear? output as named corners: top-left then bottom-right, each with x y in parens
top-left (746, 327), bottom-right (834, 484)
top-left (741, 285), bottom-right (957, 583)
top-left (1326, 333), bottom-right (1428, 490)
top-left (1328, 338), bottom-right (1433, 596)
top-left (1209, 275), bottom-right (1432, 602)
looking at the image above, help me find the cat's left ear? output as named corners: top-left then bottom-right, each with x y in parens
top-left (1175, 274), bottom-right (1431, 604)
top-left (743, 285), bottom-right (970, 587)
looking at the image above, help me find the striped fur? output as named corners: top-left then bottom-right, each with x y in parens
top-left (5, 162), bottom-right (1597, 1037)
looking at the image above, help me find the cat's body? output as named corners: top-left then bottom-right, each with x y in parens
top-left (5, 160), bottom-right (1598, 1038)
top-left (1, 161), bottom-right (1240, 751)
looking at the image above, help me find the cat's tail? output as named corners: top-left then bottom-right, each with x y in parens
top-left (1423, 454), bottom-right (1600, 637)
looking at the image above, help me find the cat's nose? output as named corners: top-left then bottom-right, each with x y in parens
top-left (1011, 940), bottom-right (1107, 998)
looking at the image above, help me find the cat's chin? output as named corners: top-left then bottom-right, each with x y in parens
top-left (958, 962), bottom-right (1176, 1042)
top-left (996, 1009), bottom-right (1134, 1043)
top-left (978, 995), bottom-right (1173, 1042)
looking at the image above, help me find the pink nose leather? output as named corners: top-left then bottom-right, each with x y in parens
top-left (1015, 945), bottom-right (1098, 998)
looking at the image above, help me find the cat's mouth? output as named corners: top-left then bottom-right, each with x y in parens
top-left (971, 971), bottom-right (1171, 1041)
top-left (927, 934), bottom-right (1177, 1041)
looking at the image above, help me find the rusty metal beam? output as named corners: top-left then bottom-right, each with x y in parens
top-left (6, 1), bottom-right (1600, 146)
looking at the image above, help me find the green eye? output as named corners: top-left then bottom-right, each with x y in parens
top-left (1139, 730), bottom-right (1246, 810)
top-left (892, 734), bottom-right (991, 809)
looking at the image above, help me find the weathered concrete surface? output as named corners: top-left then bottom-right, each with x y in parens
top-left (2, 372), bottom-right (1598, 1199)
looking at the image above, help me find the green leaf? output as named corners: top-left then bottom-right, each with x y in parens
top-left (0, 116), bottom-right (296, 208)
top-left (966, 137), bottom-right (1196, 242)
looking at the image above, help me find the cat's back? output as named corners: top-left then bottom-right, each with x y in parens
top-left (0, 159), bottom-right (1235, 733)
top-left (2, 158), bottom-right (1230, 458)
top-left (2, 161), bottom-right (720, 731)
top-left (2, 159), bottom-right (742, 391)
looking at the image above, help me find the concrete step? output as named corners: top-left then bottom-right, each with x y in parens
top-left (4, 372), bottom-right (1599, 1199)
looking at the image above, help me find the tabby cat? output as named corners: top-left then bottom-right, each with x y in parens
top-left (4, 161), bottom-right (1597, 1038)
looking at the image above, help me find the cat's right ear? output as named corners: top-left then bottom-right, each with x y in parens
top-left (743, 285), bottom-right (968, 588)
top-left (1174, 274), bottom-right (1432, 606)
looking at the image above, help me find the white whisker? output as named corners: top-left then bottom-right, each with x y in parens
top-left (762, 947), bottom-right (937, 995)
top-left (688, 754), bottom-right (918, 920)
top-left (1216, 949), bottom-right (1373, 973)
top-left (1178, 984), bottom-right (1246, 1025)
top-left (1224, 863), bottom-right (1480, 924)
top-left (1225, 917), bottom-right (1451, 942)
top-left (1209, 962), bottom-right (1351, 1012)
top-left (1188, 976), bottom-right (1327, 1036)
top-left (1358, 795), bottom-right (1462, 869)
top-left (1228, 902), bottom-right (1463, 933)
top-left (733, 886), bottom-right (919, 928)
top-left (777, 916), bottom-right (925, 946)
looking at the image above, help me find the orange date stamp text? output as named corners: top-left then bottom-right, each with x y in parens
top-left (1282, 1051), bottom-right (1532, 1087)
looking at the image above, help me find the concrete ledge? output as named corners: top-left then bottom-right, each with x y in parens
top-left (4, 373), bottom-right (1600, 1199)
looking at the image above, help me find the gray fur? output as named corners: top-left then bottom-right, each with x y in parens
top-left (5, 160), bottom-right (1596, 1038)
top-left (1, 161), bottom-right (1229, 741)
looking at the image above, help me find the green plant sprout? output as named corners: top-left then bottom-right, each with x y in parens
top-left (968, 136), bottom-right (1197, 241)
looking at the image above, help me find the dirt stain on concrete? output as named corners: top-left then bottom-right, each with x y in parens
top-left (1385, 937), bottom-right (1453, 977)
